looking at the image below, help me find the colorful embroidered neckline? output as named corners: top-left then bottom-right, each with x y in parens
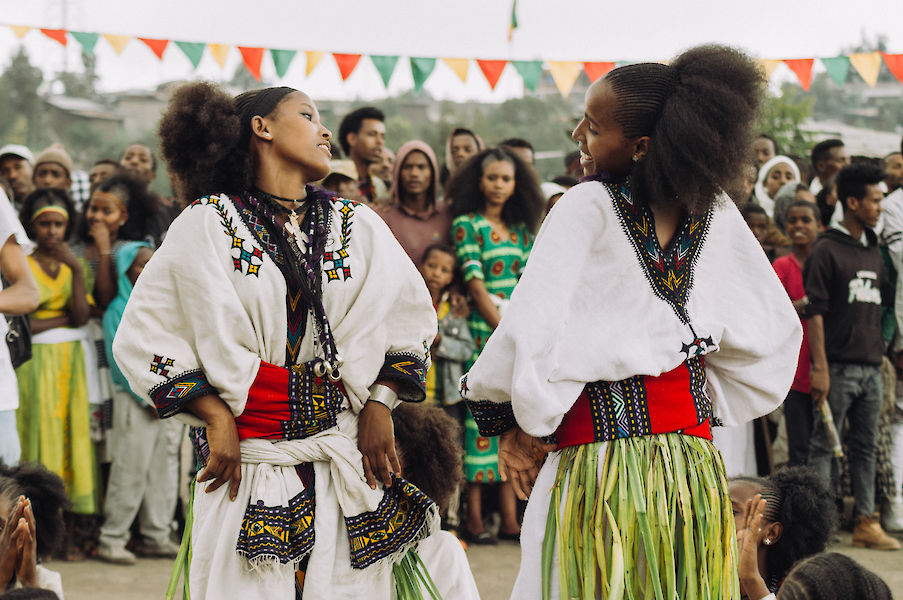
top-left (604, 179), bottom-right (711, 325)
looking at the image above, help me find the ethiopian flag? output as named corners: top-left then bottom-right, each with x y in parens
top-left (508, 0), bottom-right (518, 40)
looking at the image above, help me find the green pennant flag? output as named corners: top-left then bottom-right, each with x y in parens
top-left (410, 57), bottom-right (436, 91)
top-left (821, 56), bottom-right (850, 86)
top-left (70, 32), bottom-right (99, 54)
top-left (270, 49), bottom-right (297, 78)
top-left (370, 55), bottom-right (400, 88)
top-left (615, 60), bottom-right (632, 68)
top-left (512, 60), bottom-right (542, 92)
top-left (175, 41), bottom-right (206, 69)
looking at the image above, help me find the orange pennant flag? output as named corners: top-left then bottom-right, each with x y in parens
top-left (442, 58), bottom-right (470, 82)
top-left (103, 34), bottom-right (131, 55)
top-left (238, 47), bottom-right (265, 81)
top-left (849, 52), bottom-right (882, 87)
top-left (10, 26), bottom-right (31, 39)
top-left (139, 38), bottom-right (169, 60)
top-left (305, 51), bottom-right (324, 76)
top-left (757, 59), bottom-right (782, 80)
top-left (333, 53), bottom-right (362, 80)
top-left (40, 29), bottom-right (67, 46)
top-left (208, 44), bottom-right (230, 68)
top-left (583, 62), bottom-right (614, 82)
top-left (783, 58), bottom-right (814, 91)
top-left (548, 61), bottom-right (583, 97)
top-left (883, 53), bottom-right (903, 83)
top-left (476, 60), bottom-right (507, 90)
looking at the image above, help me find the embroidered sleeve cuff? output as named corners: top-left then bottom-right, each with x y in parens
top-left (466, 400), bottom-right (517, 437)
top-left (150, 369), bottom-right (218, 419)
top-left (376, 353), bottom-right (428, 403)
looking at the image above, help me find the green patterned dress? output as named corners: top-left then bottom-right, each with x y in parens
top-left (451, 213), bottom-right (532, 482)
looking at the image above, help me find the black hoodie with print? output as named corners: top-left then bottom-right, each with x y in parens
top-left (803, 227), bottom-right (892, 365)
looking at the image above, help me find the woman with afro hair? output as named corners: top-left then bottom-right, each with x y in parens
top-left (459, 45), bottom-right (803, 598)
top-left (111, 83), bottom-right (477, 599)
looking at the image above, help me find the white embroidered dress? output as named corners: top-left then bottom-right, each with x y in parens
top-left (114, 192), bottom-right (477, 599)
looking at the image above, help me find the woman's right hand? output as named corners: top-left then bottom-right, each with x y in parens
top-left (89, 222), bottom-right (112, 254)
top-left (189, 395), bottom-right (242, 501)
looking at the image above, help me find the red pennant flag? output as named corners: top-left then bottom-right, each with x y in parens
top-left (883, 53), bottom-right (903, 83)
top-left (584, 62), bottom-right (615, 83)
top-left (783, 58), bottom-right (814, 91)
top-left (238, 47), bottom-right (265, 81)
top-left (476, 60), bottom-right (507, 90)
top-left (40, 29), bottom-right (67, 46)
top-left (139, 38), bottom-right (169, 60)
top-left (333, 53), bottom-right (362, 80)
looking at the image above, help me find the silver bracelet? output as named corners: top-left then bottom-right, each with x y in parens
top-left (368, 383), bottom-right (401, 411)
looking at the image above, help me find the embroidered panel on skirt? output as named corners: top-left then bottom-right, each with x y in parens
top-left (236, 484), bottom-right (316, 565)
top-left (345, 476), bottom-right (435, 569)
top-left (555, 357), bottom-right (713, 447)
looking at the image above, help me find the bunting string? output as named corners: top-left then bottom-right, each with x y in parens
top-left (3, 23), bottom-right (900, 97)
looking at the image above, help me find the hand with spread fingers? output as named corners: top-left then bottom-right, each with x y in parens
top-left (358, 400), bottom-right (401, 489)
top-left (737, 494), bottom-right (771, 600)
top-left (498, 426), bottom-right (556, 501)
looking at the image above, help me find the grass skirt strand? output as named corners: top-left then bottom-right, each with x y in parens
top-left (542, 433), bottom-right (738, 600)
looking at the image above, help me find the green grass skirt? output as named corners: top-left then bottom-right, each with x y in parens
top-left (542, 433), bottom-right (739, 600)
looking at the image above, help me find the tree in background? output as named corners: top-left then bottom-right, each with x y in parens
top-left (757, 84), bottom-right (815, 157)
top-left (0, 47), bottom-right (49, 148)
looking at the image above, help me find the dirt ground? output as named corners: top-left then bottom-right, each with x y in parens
top-left (49, 530), bottom-right (903, 599)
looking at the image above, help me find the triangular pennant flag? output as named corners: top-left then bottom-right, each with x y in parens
top-left (756, 59), bottom-right (782, 80)
top-left (139, 38), bottom-right (169, 60)
top-left (175, 41), bottom-right (205, 69)
top-left (208, 43), bottom-right (230, 68)
top-left (370, 55), bottom-right (400, 87)
top-left (883, 53), bottom-right (903, 83)
top-left (305, 51), bottom-right (324, 76)
top-left (615, 60), bottom-right (632, 68)
top-left (11, 26), bottom-right (31, 39)
top-left (270, 49), bottom-right (297, 79)
top-left (333, 53), bottom-right (362, 81)
top-left (583, 61), bottom-right (614, 82)
top-left (442, 58), bottom-right (470, 82)
top-left (820, 56), bottom-right (850, 86)
top-left (783, 58), bottom-right (814, 91)
top-left (70, 31), bottom-right (99, 54)
top-left (849, 52), bottom-right (882, 87)
top-left (547, 61), bottom-right (583, 97)
top-left (512, 60), bottom-right (543, 92)
top-left (103, 34), bottom-right (131, 55)
top-left (476, 60), bottom-right (507, 90)
top-left (410, 57), bottom-right (437, 91)
top-left (238, 47), bottom-right (265, 81)
top-left (40, 29), bottom-right (67, 46)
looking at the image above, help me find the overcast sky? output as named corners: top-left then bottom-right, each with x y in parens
top-left (1, 0), bottom-right (901, 101)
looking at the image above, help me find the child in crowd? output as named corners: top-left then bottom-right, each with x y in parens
top-left (447, 147), bottom-right (544, 544)
top-left (14, 189), bottom-right (96, 557)
top-left (97, 242), bottom-right (183, 564)
top-left (772, 200), bottom-right (822, 466)
top-left (0, 462), bottom-right (68, 598)
top-left (732, 467), bottom-right (837, 598)
top-left (419, 243), bottom-right (473, 532)
top-left (742, 203), bottom-right (789, 263)
top-left (776, 553), bottom-right (893, 599)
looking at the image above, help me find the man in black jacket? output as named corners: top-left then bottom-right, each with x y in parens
top-left (804, 163), bottom-right (900, 550)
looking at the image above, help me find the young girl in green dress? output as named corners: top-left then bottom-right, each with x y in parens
top-left (447, 147), bottom-right (544, 543)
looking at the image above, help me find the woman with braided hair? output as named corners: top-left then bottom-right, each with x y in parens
top-left (112, 83), bottom-right (478, 599)
top-left (459, 45), bottom-right (803, 598)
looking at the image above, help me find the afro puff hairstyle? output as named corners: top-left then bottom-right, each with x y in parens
top-left (391, 403), bottom-right (463, 512)
top-left (604, 45), bottom-right (765, 213)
